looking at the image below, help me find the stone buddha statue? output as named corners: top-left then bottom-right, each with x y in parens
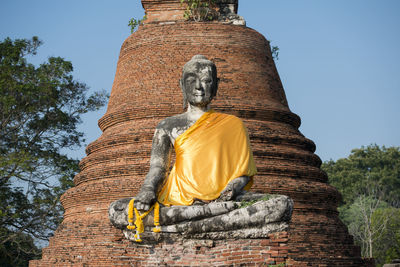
top-left (109, 55), bottom-right (293, 242)
top-left (135, 55), bottom-right (256, 210)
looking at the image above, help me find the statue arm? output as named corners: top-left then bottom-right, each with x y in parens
top-left (134, 125), bottom-right (172, 211)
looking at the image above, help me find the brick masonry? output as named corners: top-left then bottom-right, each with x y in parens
top-left (31, 1), bottom-right (373, 266)
top-left (31, 229), bottom-right (290, 266)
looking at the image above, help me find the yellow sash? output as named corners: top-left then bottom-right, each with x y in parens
top-left (157, 110), bottom-right (257, 206)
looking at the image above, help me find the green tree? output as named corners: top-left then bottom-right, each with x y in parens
top-left (0, 228), bottom-right (40, 267)
top-left (342, 191), bottom-right (393, 259)
top-left (373, 208), bottom-right (400, 266)
top-left (0, 37), bottom-right (108, 265)
top-left (322, 145), bottom-right (400, 266)
top-left (323, 145), bottom-right (400, 207)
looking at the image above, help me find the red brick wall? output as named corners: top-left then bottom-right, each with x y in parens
top-left (142, 0), bottom-right (186, 23)
top-left (31, 228), bottom-right (289, 266)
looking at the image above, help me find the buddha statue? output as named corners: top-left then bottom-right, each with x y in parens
top-left (109, 55), bottom-right (293, 242)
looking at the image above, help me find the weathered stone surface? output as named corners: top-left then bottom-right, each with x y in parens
top-left (164, 195), bottom-right (291, 234)
top-left (122, 222), bottom-right (289, 242)
top-left (216, 0), bottom-right (246, 26)
top-left (109, 194), bottom-right (293, 242)
top-left (109, 198), bottom-right (239, 230)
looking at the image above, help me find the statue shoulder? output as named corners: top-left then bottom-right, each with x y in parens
top-left (156, 113), bottom-right (188, 133)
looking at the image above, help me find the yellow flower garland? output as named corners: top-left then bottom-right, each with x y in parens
top-left (127, 198), bottom-right (161, 242)
top-left (153, 202), bottom-right (161, 233)
top-left (127, 198), bottom-right (136, 230)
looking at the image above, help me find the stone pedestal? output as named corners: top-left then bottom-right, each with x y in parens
top-left (31, 0), bottom-right (372, 266)
top-left (30, 232), bottom-right (288, 266)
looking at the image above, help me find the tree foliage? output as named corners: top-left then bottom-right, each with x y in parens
top-left (323, 145), bottom-right (400, 207)
top-left (0, 37), bottom-right (108, 264)
top-left (342, 192), bottom-right (393, 259)
top-left (0, 228), bottom-right (40, 267)
top-left (322, 145), bottom-right (400, 266)
top-left (373, 208), bottom-right (400, 265)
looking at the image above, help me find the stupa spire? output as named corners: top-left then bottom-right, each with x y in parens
top-left (141, 0), bottom-right (239, 24)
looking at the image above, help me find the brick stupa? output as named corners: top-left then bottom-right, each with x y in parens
top-left (31, 1), bottom-right (371, 266)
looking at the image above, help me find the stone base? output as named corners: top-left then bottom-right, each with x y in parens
top-left (112, 233), bottom-right (289, 266)
top-left (29, 210), bottom-right (374, 267)
top-left (30, 222), bottom-right (288, 266)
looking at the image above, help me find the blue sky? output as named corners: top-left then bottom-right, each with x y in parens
top-left (1, 0), bottom-right (399, 162)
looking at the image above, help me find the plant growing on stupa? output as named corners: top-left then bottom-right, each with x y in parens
top-left (180, 0), bottom-right (218, 21)
top-left (271, 45), bottom-right (279, 60)
top-left (128, 15), bottom-right (147, 33)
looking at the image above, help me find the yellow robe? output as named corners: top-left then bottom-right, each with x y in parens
top-left (158, 110), bottom-right (257, 206)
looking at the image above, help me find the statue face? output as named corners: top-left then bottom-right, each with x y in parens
top-left (182, 65), bottom-right (215, 107)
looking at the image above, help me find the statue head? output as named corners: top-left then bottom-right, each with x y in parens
top-left (180, 55), bottom-right (219, 109)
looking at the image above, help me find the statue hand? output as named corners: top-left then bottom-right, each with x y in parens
top-left (217, 176), bottom-right (250, 202)
top-left (218, 183), bottom-right (235, 201)
top-left (134, 188), bottom-right (156, 211)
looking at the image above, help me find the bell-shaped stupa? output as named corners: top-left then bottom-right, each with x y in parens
top-left (31, 1), bottom-right (372, 266)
